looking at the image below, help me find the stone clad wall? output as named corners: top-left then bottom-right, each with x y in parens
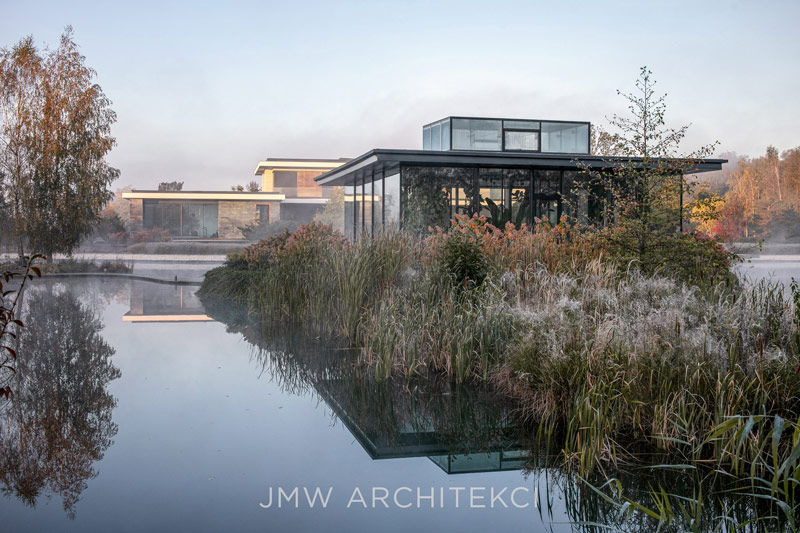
top-left (218, 200), bottom-right (280, 239)
top-left (296, 171), bottom-right (324, 197)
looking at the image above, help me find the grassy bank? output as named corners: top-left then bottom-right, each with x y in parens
top-left (198, 218), bottom-right (800, 525)
top-left (126, 241), bottom-right (246, 255)
top-left (1, 258), bottom-right (132, 274)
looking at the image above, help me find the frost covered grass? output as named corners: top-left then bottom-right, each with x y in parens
top-left (497, 261), bottom-right (800, 469)
top-left (198, 218), bottom-right (800, 503)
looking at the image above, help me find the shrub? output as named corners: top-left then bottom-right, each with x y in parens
top-left (594, 226), bottom-right (739, 287)
top-left (277, 221), bottom-right (347, 263)
top-left (130, 228), bottom-right (171, 244)
top-left (94, 212), bottom-right (127, 240)
top-left (224, 252), bottom-right (247, 269)
top-left (439, 230), bottom-right (489, 287)
top-left (108, 231), bottom-right (128, 244)
top-left (239, 219), bottom-right (301, 241)
top-left (52, 258), bottom-right (132, 273)
top-left (242, 230), bottom-right (292, 265)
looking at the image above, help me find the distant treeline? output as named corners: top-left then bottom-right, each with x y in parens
top-left (693, 146), bottom-right (800, 242)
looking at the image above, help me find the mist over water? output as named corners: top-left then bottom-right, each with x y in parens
top-left (0, 258), bottom-right (796, 531)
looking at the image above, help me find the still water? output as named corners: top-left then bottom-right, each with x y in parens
top-left (0, 278), bottom-right (576, 532)
top-left (2, 259), bottom-right (798, 531)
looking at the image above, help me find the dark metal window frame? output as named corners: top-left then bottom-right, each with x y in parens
top-left (502, 129), bottom-right (542, 153)
top-left (254, 203), bottom-right (270, 223)
top-left (422, 116), bottom-right (592, 155)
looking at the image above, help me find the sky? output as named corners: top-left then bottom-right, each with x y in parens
top-left (2, 0), bottom-right (799, 190)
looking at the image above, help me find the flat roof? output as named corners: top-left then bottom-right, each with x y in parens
top-left (423, 115), bottom-right (591, 128)
top-left (315, 149), bottom-right (728, 186)
top-left (253, 158), bottom-right (350, 176)
top-left (122, 191), bottom-right (285, 201)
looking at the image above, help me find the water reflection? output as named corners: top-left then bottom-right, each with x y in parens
top-left (202, 295), bottom-right (783, 531)
top-left (201, 301), bottom-right (529, 475)
top-left (0, 286), bottom-right (120, 518)
top-left (0, 279), bottom-right (779, 530)
top-left (124, 281), bottom-right (211, 323)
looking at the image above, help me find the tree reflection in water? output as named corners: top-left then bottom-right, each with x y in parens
top-left (0, 286), bottom-right (120, 518)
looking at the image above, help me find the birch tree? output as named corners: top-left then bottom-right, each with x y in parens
top-left (0, 28), bottom-right (118, 259)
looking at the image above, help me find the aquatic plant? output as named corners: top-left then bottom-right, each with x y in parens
top-left (198, 217), bottom-right (800, 527)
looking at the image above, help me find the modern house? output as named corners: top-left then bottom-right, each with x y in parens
top-left (254, 157), bottom-right (350, 223)
top-left (124, 158), bottom-right (348, 239)
top-left (314, 116), bottom-right (727, 240)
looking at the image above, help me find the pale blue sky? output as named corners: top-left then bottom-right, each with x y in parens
top-left (2, 0), bottom-right (798, 189)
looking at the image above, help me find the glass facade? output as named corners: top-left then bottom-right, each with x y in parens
top-left (338, 165), bottom-right (604, 239)
top-left (384, 173), bottom-right (400, 229)
top-left (344, 185), bottom-right (356, 238)
top-left (363, 179), bottom-right (373, 236)
top-left (372, 173), bottom-right (383, 234)
top-left (504, 130), bottom-right (539, 151)
top-left (541, 122), bottom-right (590, 153)
top-left (422, 118), bottom-right (450, 151)
top-left (143, 200), bottom-right (219, 238)
top-left (423, 117), bottom-right (590, 154)
top-left (452, 118), bottom-right (502, 151)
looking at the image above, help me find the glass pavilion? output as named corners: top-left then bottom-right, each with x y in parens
top-left (314, 116), bottom-right (726, 239)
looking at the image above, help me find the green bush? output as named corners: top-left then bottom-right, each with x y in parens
top-left (438, 230), bottom-right (490, 288)
top-left (94, 212), bottom-right (127, 240)
top-left (239, 219), bottom-right (301, 241)
top-left (594, 227), bottom-right (739, 287)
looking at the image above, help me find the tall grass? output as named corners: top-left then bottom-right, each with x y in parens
top-left (497, 261), bottom-right (800, 470)
top-left (199, 218), bottom-right (800, 526)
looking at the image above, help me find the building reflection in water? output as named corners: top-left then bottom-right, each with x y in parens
top-left (200, 302), bottom-right (529, 475)
top-left (0, 286), bottom-right (120, 518)
top-left (124, 281), bottom-right (212, 323)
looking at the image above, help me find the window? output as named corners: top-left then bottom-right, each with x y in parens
top-left (345, 185), bottom-right (356, 238)
top-left (274, 171), bottom-right (297, 188)
top-left (503, 120), bottom-right (540, 130)
top-left (441, 120), bottom-right (450, 150)
top-left (384, 173), bottom-right (400, 228)
top-left (255, 204), bottom-right (270, 222)
top-left (452, 119), bottom-right (502, 151)
top-left (535, 170), bottom-right (561, 195)
top-left (373, 173), bottom-right (383, 233)
top-left (541, 122), bottom-right (589, 154)
top-left (143, 200), bottom-right (218, 237)
top-left (431, 123), bottom-right (441, 151)
top-left (504, 130), bottom-right (539, 151)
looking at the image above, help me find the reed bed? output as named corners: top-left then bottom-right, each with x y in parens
top-left (198, 218), bottom-right (800, 527)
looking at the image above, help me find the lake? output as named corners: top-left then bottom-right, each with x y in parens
top-left (0, 277), bottom-right (581, 532)
top-left (1, 259), bottom-right (798, 531)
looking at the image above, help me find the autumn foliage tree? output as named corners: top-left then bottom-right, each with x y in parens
top-left (706, 146), bottom-right (800, 241)
top-left (0, 28), bottom-right (118, 259)
top-left (578, 67), bottom-right (718, 266)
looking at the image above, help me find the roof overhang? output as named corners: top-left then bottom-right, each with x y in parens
top-left (280, 198), bottom-right (329, 204)
top-left (122, 191), bottom-right (285, 201)
top-left (315, 149), bottom-right (728, 187)
top-left (253, 158), bottom-right (350, 176)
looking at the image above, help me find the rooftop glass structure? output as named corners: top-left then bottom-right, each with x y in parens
top-left (423, 116), bottom-right (590, 154)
